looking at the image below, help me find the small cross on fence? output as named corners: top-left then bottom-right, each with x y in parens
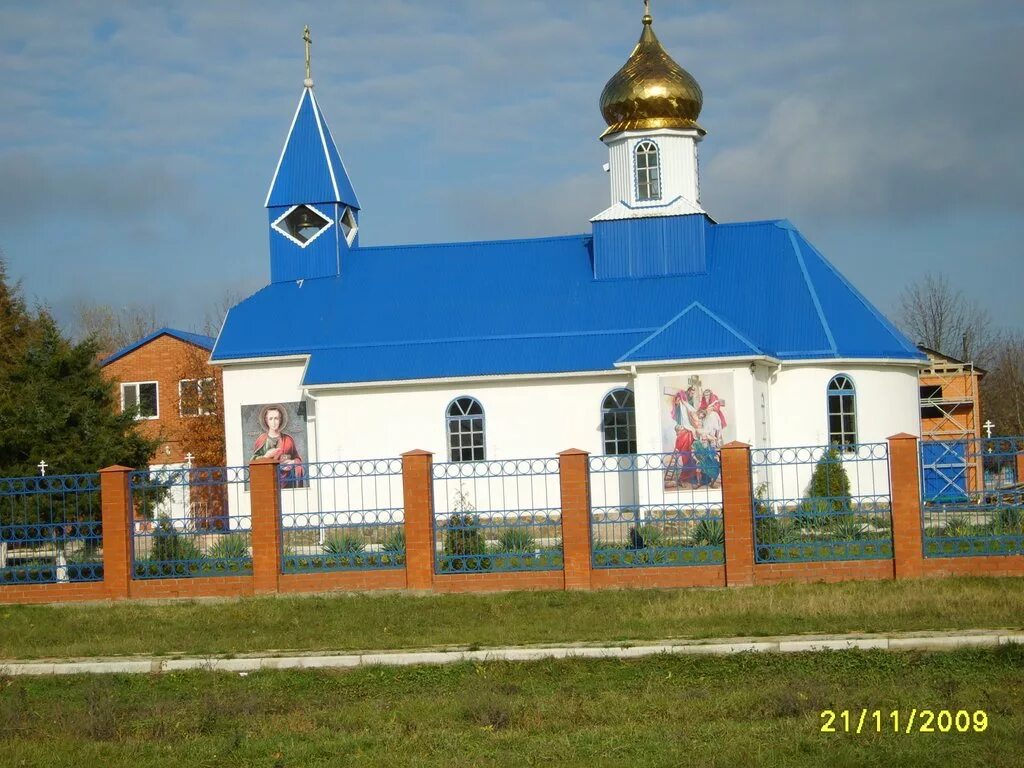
top-left (184, 453), bottom-right (194, 469)
top-left (37, 460), bottom-right (47, 477)
top-left (983, 420), bottom-right (995, 439)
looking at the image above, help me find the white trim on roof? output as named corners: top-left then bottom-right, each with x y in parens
top-left (302, 368), bottom-right (626, 391)
top-left (309, 90), bottom-right (341, 202)
top-left (264, 89), bottom-right (308, 208)
top-left (615, 355), bottom-right (780, 370)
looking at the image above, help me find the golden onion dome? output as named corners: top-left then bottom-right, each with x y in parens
top-left (599, 6), bottom-right (704, 139)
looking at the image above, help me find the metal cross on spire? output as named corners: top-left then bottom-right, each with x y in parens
top-left (303, 25), bottom-right (313, 87)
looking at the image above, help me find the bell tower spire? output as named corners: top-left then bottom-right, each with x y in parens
top-left (264, 27), bottom-right (361, 284)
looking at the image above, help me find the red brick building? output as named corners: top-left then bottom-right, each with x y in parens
top-left (100, 328), bottom-right (222, 466)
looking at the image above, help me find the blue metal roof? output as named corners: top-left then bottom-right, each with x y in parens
top-left (619, 302), bottom-right (763, 363)
top-left (213, 218), bottom-right (924, 385)
top-left (265, 88), bottom-right (360, 210)
top-left (101, 328), bottom-right (215, 367)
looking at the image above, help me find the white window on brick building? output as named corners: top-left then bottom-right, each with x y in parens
top-left (122, 382), bottom-right (158, 419)
top-left (179, 378), bottom-right (217, 417)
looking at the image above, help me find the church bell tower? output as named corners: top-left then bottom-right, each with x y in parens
top-left (594, 2), bottom-right (706, 222)
top-left (265, 26), bottom-right (361, 284)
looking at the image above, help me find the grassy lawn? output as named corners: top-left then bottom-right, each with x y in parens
top-left (0, 577), bottom-right (1022, 660)
top-left (1, 646), bottom-right (1021, 766)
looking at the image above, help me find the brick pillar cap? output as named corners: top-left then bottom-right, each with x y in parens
top-left (721, 441), bottom-right (751, 450)
top-left (250, 457), bottom-right (281, 465)
top-left (99, 465), bottom-right (134, 473)
top-left (887, 432), bottom-right (919, 441)
top-left (558, 448), bottom-right (590, 457)
top-left (401, 449), bottom-right (433, 458)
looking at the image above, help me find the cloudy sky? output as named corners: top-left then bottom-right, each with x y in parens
top-left (1, 0), bottom-right (1021, 337)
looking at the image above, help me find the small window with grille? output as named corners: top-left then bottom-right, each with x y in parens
top-left (447, 397), bottom-right (485, 462)
top-left (602, 388), bottom-right (637, 455)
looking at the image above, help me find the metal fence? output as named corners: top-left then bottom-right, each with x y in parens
top-left (921, 437), bottom-right (1024, 557)
top-left (589, 453), bottom-right (725, 568)
top-left (0, 473), bottom-right (103, 584)
top-left (280, 458), bottom-right (405, 573)
top-left (432, 458), bottom-right (563, 573)
top-left (129, 466), bottom-right (251, 579)
top-left (750, 443), bottom-right (892, 563)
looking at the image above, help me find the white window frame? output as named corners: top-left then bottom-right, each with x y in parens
top-left (121, 381), bottom-right (159, 420)
top-left (271, 203), bottom-right (335, 249)
top-left (634, 139), bottom-right (662, 202)
top-left (178, 377), bottom-right (217, 417)
top-left (827, 374), bottom-right (857, 449)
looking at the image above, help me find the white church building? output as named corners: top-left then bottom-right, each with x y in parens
top-left (211, 8), bottom-right (924, 471)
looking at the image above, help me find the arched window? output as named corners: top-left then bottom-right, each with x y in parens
top-left (447, 397), bottom-right (485, 462)
top-left (634, 140), bottom-right (662, 201)
top-left (827, 375), bottom-right (857, 448)
top-left (602, 389), bottom-right (637, 455)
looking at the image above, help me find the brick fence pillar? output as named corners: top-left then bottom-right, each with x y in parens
top-left (721, 442), bottom-right (755, 587)
top-left (249, 458), bottom-right (282, 594)
top-left (559, 449), bottom-right (592, 591)
top-left (402, 450), bottom-right (435, 591)
top-left (889, 433), bottom-right (924, 580)
top-left (1016, 452), bottom-right (1024, 487)
top-left (99, 465), bottom-right (133, 600)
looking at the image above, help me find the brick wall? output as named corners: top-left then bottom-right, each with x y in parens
top-left (101, 334), bottom-right (223, 465)
top-left (2, 436), bottom-right (1022, 606)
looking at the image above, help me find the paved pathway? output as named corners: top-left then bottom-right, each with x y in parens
top-left (2, 630), bottom-right (1021, 676)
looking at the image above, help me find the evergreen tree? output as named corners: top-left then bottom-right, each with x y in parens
top-left (805, 446), bottom-right (852, 513)
top-left (0, 260), bottom-right (158, 477)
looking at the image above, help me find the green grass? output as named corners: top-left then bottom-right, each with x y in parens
top-left (0, 646), bottom-right (1022, 766)
top-left (0, 577), bottom-right (1022, 660)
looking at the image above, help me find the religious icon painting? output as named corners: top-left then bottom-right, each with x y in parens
top-left (241, 401), bottom-right (309, 488)
top-left (659, 374), bottom-right (734, 490)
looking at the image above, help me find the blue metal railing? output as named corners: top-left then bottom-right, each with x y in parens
top-left (750, 443), bottom-right (892, 563)
top-left (589, 453), bottom-right (724, 568)
top-left (280, 458), bottom-right (405, 573)
top-left (0, 473), bottom-right (103, 584)
top-left (432, 458), bottom-right (563, 574)
top-left (921, 436), bottom-right (1024, 558)
top-left (129, 466), bottom-right (251, 579)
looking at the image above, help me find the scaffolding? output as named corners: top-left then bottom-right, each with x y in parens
top-left (918, 347), bottom-right (985, 493)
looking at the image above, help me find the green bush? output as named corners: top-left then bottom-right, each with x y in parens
top-left (805, 447), bottom-right (852, 514)
top-left (993, 507), bottom-right (1023, 533)
top-left (494, 527), bottom-right (535, 553)
top-left (150, 516), bottom-right (201, 565)
top-left (323, 532), bottom-right (366, 554)
top-left (208, 534), bottom-right (250, 560)
top-left (692, 518), bottom-right (725, 547)
top-left (442, 514), bottom-right (489, 571)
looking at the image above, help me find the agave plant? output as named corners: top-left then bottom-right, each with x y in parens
top-left (495, 527), bottom-right (535, 553)
top-left (692, 518), bottom-right (724, 547)
top-left (323, 532), bottom-right (366, 554)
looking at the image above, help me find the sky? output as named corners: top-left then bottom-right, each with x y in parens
top-left (1, 0), bottom-right (1022, 338)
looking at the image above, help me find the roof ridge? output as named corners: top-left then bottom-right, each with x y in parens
top-left (786, 229), bottom-right (837, 355)
top-left (793, 231), bottom-right (923, 358)
top-left (213, 327), bottom-right (656, 361)
top-left (355, 232), bottom-right (591, 252)
top-left (616, 301), bottom-right (762, 363)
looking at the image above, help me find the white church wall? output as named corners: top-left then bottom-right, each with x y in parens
top-left (757, 363), bottom-right (921, 503)
top-left (605, 130), bottom-right (702, 207)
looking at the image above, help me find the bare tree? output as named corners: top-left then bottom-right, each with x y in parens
top-left (897, 273), bottom-right (995, 365)
top-left (981, 333), bottom-right (1024, 436)
top-left (74, 301), bottom-right (161, 360)
top-left (196, 288), bottom-right (246, 338)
